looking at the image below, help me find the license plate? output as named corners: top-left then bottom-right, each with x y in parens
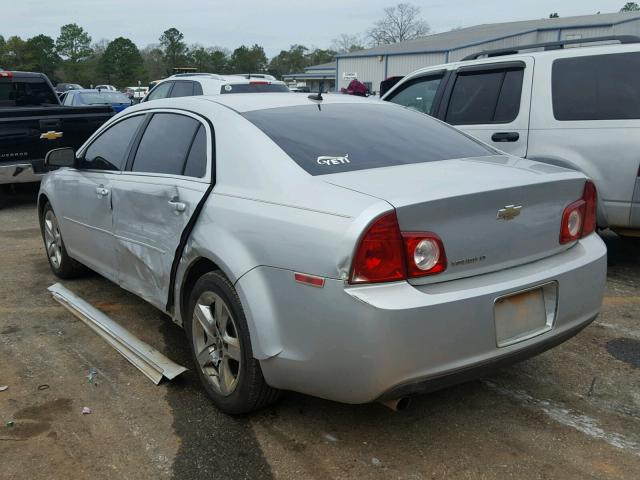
top-left (494, 286), bottom-right (553, 347)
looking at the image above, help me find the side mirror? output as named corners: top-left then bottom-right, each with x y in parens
top-left (45, 147), bottom-right (76, 168)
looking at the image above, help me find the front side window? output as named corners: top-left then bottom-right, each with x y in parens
top-left (146, 81), bottom-right (173, 101)
top-left (552, 52), bottom-right (640, 120)
top-left (131, 113), bottom-right (200, 175)
top-left (445, 68), bottom-right (523, 125)
top-left (386, 75), bottom-right (444, 115)
top-left (243, 103), bottom-right (493, 176)
top-left (81, 115), bottom-right (144, 171)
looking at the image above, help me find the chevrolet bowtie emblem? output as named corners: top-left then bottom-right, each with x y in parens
top-left (40, 131), bottom-right (64, 140)
top-left (497, 205), bottom-right (522, 221)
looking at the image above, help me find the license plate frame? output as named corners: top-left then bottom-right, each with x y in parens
top-left (494, 282), bottom-right (558, 348)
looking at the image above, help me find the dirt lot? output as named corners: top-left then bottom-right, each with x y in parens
top-left (1, 186), bottom-right (639, 480)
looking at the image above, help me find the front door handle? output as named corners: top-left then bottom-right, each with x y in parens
top-left (491, 132), bottom-right (520, 142)
top-left (168, 199), bottom-right (186, 213)
top-left (95, 186), bottom-right (109, 197)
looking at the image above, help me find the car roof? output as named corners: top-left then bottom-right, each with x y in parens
top-left (164, 73), bottom-right (286, 85)
top-left (126, 92), bottom-right (381, 115)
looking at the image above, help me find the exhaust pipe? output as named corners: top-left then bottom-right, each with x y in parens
top-left (380, 397), bottom-right (411, 411)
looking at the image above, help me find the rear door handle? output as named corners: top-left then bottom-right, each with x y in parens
top-left (168, 199), bottom-right (186, 213)
top-left (95, 186), bottom-right (109, 197)
top-left (491, 132), bottom-right (520, 142)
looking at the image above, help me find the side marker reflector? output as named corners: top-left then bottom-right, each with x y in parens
top-left (294, 272), bottom-right (325, 288)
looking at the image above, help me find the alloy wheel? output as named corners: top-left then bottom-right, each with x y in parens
top-left (44, 210), bottom-right (62, 269)
top-left (192, 291), bottom-right (242, 396)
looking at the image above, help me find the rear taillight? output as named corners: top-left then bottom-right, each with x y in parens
top-left (560, 180), bottom-right (597, 244)
top-left (0, 71), bottom-right (12, 78)
top-left (350, 211), bottom-right (447, 284)
top-left (402, 233), bottom-right (447, 277)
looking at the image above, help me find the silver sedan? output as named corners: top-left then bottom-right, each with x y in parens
top-left (38, 93), bottom-right (607, 414)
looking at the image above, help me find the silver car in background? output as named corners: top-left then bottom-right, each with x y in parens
top-left (38, 93), bottom-right (607, 414)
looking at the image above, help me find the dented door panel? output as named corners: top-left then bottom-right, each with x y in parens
top-left (111, 173), bottom-right (208, 310)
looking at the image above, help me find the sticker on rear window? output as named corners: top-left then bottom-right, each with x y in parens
top-left (224, 85), bottom-right (232, 91)
top-left (317, 154), bottom-right (350, 166)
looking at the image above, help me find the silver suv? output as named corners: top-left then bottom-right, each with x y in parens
top-left (382, 36), bottom-right (640, 237)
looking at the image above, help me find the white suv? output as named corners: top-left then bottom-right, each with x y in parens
top-left (142, 73), bottom-right (289, 102)
top-left (382, 36), bottom-right (640, 236)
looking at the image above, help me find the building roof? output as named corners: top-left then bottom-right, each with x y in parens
top-left (337, 11), bottom-right (640, 58)
top-left (305, 62), bottom-right (336, 71)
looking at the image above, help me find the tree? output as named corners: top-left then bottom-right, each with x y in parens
top-left (331, 34), bottom-right (365, 54)
top-left (2, 36), bottom-right (29, 70)
top-left (549, 12), bottom-right (559, 18)
top-left (188, 45), bottom-right (229, 73)
top-left (99, 37), bottom-right (145, 87)
top-left (306, 48), bottom-right (336, 66)
top-left (620, 2), bottom-right (640, 11)
top-left (268, 44), bottom-right (308, 78)
top-left (228, 44), bottom-right (267, 73)
top-left (367, 3), bottom-right (430, 46)
top-left (25, 35), bottom-right (60, 79)
top-left (141, 45), bottom-right (166, 81)
top-left (159, 27), bottom-right (187, 72)
top-left (56, 23), bottom-right (92, 62)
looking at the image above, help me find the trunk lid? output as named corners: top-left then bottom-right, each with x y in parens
top-left (324, 155), bottom-right (587, 284)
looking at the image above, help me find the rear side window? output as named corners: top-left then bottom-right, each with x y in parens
top-left (242, 103), bottom-right (494, 176)
top-left (220, 83), bottom-right (289, 94)
top-left (170, 81), bottom-right (194, 98)
top-left (131, 113), bottom-right (200, 175)
top-left (82, 115), bottom-right (144, 171)
top-left (146, 81), bottom-right (173, 101)
top-left (183, 125), bottom-right (207, 178)
top-left (445, 68), bottom-right (523, 125)
top-left (0, 78), bottom-right (59, 107)
top-left (386, 74), bottom-right (444, 115)
top-left (552, 52), bottom-right (640, 120)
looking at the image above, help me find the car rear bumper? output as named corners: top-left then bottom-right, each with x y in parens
top-left (238, 234), bottom-right (607, 404)
top-left (0, 163), bottom-right (45, 184)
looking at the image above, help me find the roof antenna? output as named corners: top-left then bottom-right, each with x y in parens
top-left (308, 80), bottom-right (323, 101)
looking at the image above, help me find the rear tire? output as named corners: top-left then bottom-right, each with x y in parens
top-left (185, 270), bottom-right (280, 415)
top-left (40, 202), bottom-right (87, 279)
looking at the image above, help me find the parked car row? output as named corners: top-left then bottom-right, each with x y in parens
top-left (3, 36), bottom-right (637, 415)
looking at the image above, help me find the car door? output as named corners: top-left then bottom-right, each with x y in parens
top-left (437, 60), bottom-right (532, 157)
top-left (111, 111), bottom-right (211, 310)
top-left (56, 114), bottom-right (146, 282)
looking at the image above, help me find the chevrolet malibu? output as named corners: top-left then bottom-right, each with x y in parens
top-left (38, 93), bottom-right (607, 414)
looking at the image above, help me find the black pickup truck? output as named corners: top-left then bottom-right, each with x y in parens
top-left (0, 71), bottom-right (114, 186)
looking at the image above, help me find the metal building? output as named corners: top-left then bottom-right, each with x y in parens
top-left (336, 12), bottom-right (640, 93)
top-left (282, 62), bottom-right (337, 92)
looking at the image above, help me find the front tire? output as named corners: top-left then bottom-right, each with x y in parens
top-left (40, 202), bottom-right (86, 279)
top-left (185, 271), bottom-right (280, 414)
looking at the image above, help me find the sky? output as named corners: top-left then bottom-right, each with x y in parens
top-left (2, 0), bottom-right (630, 56)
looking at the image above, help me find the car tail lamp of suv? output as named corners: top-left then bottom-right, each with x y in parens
top-left (560, 180), bottom-right (597, 244)
top-left (349, 211), bottom-right (447, 284)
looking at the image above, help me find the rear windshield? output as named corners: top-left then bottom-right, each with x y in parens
top-left (242, 103), bottom-right (494, 175)
top-left (0, 78), bottom-right (59, 107)
top-left (79, 92), bottom-right (130, 104)
top-left (221, 83), bottom-right (289, 94)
